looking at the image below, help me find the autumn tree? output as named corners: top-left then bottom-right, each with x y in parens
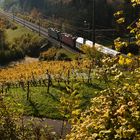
top-left (66, 55), bottom-right (140, 140)
top-left (30, 7), bottom-right (41, 18)
top-left (114, 0), bottom-right (140, 54)
top-left (66, 1), bottom-right (140, 139)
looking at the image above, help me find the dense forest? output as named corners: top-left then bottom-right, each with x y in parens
top-left (2, 0), bottom-right (137, 28)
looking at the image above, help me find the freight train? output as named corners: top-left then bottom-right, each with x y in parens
top-left (48, 28), bottom-right (120, 56)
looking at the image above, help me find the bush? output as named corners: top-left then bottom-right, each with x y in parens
top-left (11, 24), bottom-right (18, 30)
top-left (25, 35), bottom-right (41, 57)
top-left (0, 48), bottom-right (25, 64)
top-left (66, 57), bottom-right (140, 140)
top-left (119, 43), bottom-right (139, 55)
top-left (55, 52), bottom-right (71, 61)
top-left (128, 43), bottom-right (139, 55)
top-left (0, 96), bottom-right (57, 140)
top-left (0, 33), bottom-right (43, 64)
top-left (39, 47), bottom-right (58, 61)
top-left (14, 34), bottom-right (43, 53)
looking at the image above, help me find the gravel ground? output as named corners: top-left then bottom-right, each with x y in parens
top-left (23, 116), bottom-right (71, 138)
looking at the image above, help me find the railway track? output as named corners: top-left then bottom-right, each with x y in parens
top-left (0, 10), bottom-right (123, 57)
top-left (0, 10), bottom-right (81, 54)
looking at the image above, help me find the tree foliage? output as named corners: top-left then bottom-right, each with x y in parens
top-left (114, 0), bottom-right (140, 54)
top-left (66, 56), bottom-right (140, 140)
top-left (2, 0), bottom-right (124, 29)
top-left (0, 95), bottom-right (56, 140)
top-left (66, 1), bottom-right (140, 139)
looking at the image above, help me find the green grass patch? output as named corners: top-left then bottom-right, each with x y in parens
top-left (5, 23), bottom-right (41, 43)
top-left (7, 81), bottom-right (104, 119)
top-left (58, 48), bottom-right (78, 60)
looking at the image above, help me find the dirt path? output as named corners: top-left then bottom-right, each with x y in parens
top-left (23, 116), bottom-right (71, 138)
top-left (12, 56), bottom-right (39, 65)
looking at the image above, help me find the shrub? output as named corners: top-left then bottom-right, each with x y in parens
top-left (0, 33), bottom-right (43, 64)
top-left (128, 43), bottom-right (139, 55)
top-left (66, 57), bottom-right (140, 140)
top-left (55, 52), bottom-right (71, 61)
top-left (39, 47), bottom-right (58, 61)
top-left (0, 96), bottom-right (57, 140)
top-left (11, 24), bottom-right (18, 30)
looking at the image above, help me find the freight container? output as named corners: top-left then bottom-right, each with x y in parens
top-left (60, 33), bottom-right (76, 48)
top-left (48, 28), bottom-right (60, 40)
top-left (76, 37), bottom-right (84, 49)
top-left (85, 40), bottom-right (93, 47)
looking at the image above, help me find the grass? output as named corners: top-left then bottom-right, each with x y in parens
top-left (5, 23), bottom-right (78, 60)
top-left (7, 80), bottom-right (104, 120)
top-left (9, 86), bottom-right (61, 119)
top-left (58, 48), bottom-right (78, 59)
top-left (5, 23), bottom-right (40, 43)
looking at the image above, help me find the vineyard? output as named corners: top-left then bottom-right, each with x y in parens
top-left (0, 0), bottom-right (140, 139)
top-left (0, 54), bottom-right (139, 139)
top-left (0, 59), bottom-right (99, 117)
top-left (0, 60), bottom-right (94, 86)
top-left (0, 56), bottom-right (139, 111)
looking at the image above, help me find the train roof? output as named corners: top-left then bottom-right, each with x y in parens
top-left (95, 43), bottom-right (120, 56)
top-left (61, 32), bottom-right (73, 37)
top-left (61, 33), bottom-right (77, 39)
top-left (85, 40), bottom-right (93, 47)
top-left (76, 37), bottom-right (84, 44)
top-left (48, 28), bottom-right (60, 32)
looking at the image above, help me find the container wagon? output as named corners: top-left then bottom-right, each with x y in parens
top-left (76, 37), bottom-right (84, 49)
top-left (60, 33), bottom-right (76, 48)
top-left (48, 28), bottom-right (60, 40)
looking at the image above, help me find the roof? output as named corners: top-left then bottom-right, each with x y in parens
top-left (85, 40), bottom-right (93, 47)
top-left (95, 43), bottom-right (120, 56)
top-left (76, 37), bottom-right (84, 44)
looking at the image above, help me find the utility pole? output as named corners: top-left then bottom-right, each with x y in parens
top-left (60, 0), bottom-right (62, 48)
top-left (23, 1), bottom-right (26, 27)
top-left (84, 20), bottom-right (90, 39)
top-left (39, 17), bottom-right (41, 36)
top-left (93, 0), bottom-right (95, 45)
top-left (12, 8), bottom-right (15, 22)
top-left (0, 30), bottom-right (4, 51)
top-left (12, 12), bottom-right (14, 22)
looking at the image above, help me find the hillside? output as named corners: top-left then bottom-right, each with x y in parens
top-left (0, 0), bottom-right (140, 139)
top-left (2, 0), bottom-right (120, 28)
top-left (2, 0), bottom-right (138, 42)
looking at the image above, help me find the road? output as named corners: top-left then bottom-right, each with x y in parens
top-left (0, 10), bottom-right (81, 54)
